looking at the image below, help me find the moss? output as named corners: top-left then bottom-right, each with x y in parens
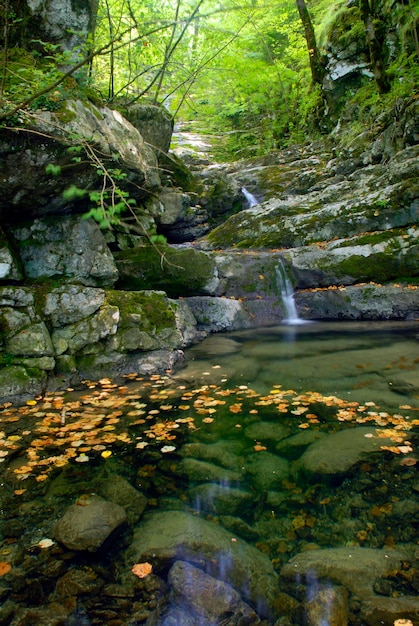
top-left (106, 290), bottom-right (176, 333)
top-left (333, 252), bottom-right (405, 283)
top-left (115, 245), bottom-right (217, 297)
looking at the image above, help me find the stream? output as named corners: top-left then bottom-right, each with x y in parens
top-left (0, 320), bottom-right (418, 624)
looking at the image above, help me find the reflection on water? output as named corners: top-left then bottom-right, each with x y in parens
top-left (0, 322), bottom-right (418, 624)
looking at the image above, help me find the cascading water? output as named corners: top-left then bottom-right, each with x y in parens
top-left (275, 258), bottom-right (308, 325)
top-left (241, 186), bottom-right (259, 207)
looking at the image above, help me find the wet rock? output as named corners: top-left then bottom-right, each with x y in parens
top-left (297, 427), bottom-right (400, 478)
top-left (281, 546), bottom-right (408, 598)
top-left (180, 441), bottom-right (244, 470)
top-left (99, 474), bottom-right (147, 525)
top-left (244, 421), bottom-right (290, 444)
top-left (275, 430), bottom-right (327, 460)
top-left (188, 484), bottom-right (255, 517)
top-left (360, 594), bottom-right (419, 626)
top-left (12, 216), bottom-right (119, 287)
top-left (244, 451), bottom-right (289, 490)
top-left (175, 458), bottom-right (242, 483)
top-left (304, 584), bottom-right (348, 626)
top-left (295, 284), bottom-right (419, 321)
top-left (126, 510), bottom-right (279, 619)
top-left (54, 495), bottom-right (127, 552)
top-left (219, 516), bottom-right (260, 541)
top-left (0, 364), bottom-right (47, 404)
top-left (160, 560), bottom-right (261, 625)
top-left (55, 568), bottom-right (103, 599)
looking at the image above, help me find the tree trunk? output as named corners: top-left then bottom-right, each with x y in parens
top-left (295, 0), bottom-right (325, 86)
top-left (359, 0), bottom-right (390, 93)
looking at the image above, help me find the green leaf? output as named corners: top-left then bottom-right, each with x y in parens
top-left (45, 163), bottom-right (61, 176)
top-left (62, 184), bottom-right (87, 200)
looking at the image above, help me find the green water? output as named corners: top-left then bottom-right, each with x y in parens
top-left (0, 321), bottom-right (418, 624)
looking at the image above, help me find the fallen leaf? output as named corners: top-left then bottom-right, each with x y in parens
top-left (0, 562), bottom-right (11, 576)
top-left (131, 562), bottom-right (153, 578)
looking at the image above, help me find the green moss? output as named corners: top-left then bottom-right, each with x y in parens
top-left (106, 290), bottom-right (176, 332)
top-left (115, 245), bottom-right (217, 297)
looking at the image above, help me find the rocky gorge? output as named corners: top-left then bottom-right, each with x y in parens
top-left (0, 91), bottom-right (418, 405)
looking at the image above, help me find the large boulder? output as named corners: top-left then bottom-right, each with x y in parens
top-left (54, 495), bottom-right (127, 552)
top-left (123, 104), bottom-right (174, 155)
top-left (0, 100), bottom-right (160, 222)
top-left (295, 283), bottom-right (419, 321)
top-left (115, 245), bottom-right (219, 297)
top-left (285, 227), bottom-right (419, 288)
top-left (125, 510), bottom-right (280, 619)
top-left (11, 216), bottom-right (118, 287)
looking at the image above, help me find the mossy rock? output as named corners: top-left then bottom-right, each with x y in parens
top-left (115, 245), bottom-right (219, 297)
top-left (0, 364), bottom-right (46, 404)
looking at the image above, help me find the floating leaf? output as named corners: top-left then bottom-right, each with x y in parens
top-left (131, 562), bottom-right (153, 578)
top-left (101, 450), bottom-right (112, 458)
top-left (75, 453), bottom-right (90, 463)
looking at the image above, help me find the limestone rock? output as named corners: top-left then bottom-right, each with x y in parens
top-left (123, 104), bottom-right (174, 154)
top-left (295, 283), bottom-right (419, 321)
top-left (185, 296), bottom-right (250, 332)
top-left (0, 100), bottom-right (160, 221)
top-left (285, 227), bottom-right (419, 289)
top-left (51, 304), bottom-right (120, 355)
top-left (42, 285), bottom-right (106, 327)
top-left (54, 495), bottom-right (127, 552)
top-left (115, 245), bottom-right (219, 297)
top-left (0, 227), bottom-right (22, 281)
top-left (6, 322), bottom-right (54, 357)
top-left (12, 216), bottom-right (118, 287)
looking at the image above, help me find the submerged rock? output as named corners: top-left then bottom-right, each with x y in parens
top-left (126, 510), bottom-right (280, 619)
top-left (281, 546), bottom-right (408, 598)
top-left (297, 427), bottom-right (399, 478)
top-left (148, 560), bottom-right (261, 625)
top-left (54, 495), bottom-right (127, 552)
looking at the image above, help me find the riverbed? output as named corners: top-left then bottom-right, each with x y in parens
top-left (0, 321), bottom-right (418, 624)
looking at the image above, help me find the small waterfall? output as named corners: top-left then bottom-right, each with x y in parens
top-left (241, 186), bottom-right (259, 207)
top-left (275, 259), bottom-right (307, 325)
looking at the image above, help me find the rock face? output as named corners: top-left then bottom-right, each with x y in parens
top-left (0, 100), bottom-right (161, 222)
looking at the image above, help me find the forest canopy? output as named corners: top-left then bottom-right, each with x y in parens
top-left (0, 0), bottom-right (418, 157)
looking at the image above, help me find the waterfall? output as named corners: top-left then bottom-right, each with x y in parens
top-left (241, 186), bottom-right (259, 207)
top-left (275, 259), bottom-right (307, 325)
